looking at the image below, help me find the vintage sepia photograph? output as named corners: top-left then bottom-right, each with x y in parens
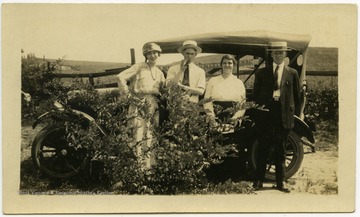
top-left (2, 2), bottom-right (358, 214)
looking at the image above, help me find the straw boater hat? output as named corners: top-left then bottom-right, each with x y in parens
top-left (178, 40), bottom-right (202, 54)
top-left (267, 41), bottom-right (292, 51)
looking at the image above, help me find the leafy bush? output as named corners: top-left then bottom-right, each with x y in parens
top-left (34, 89), bottom-right (144, 191)
top-left (33, 81), bottom-right (242, 194)
top-left (21, 53), bottom-right (69, 120)
top-left (91, 94), bottom-right (152, 194)
top-left (305, 85), bottom-right (338, 124)
top-left (147, 83), bottom-right (237, 194)
top-left (304, 85), bottom-right (338, 147)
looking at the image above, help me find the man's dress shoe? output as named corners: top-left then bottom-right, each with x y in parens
top-left (273, 182), bottom-right (291, 193)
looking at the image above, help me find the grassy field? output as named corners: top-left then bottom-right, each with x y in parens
top-left (306, 75), bottom-right (338, 90)
top-left (53, 59), bottom-right (129, 74)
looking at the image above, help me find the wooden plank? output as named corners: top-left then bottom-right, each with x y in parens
top-left (306, 71), bottom-right (338, 76)
top-left (52, 66), bottom-right (130, 78)
top-left (94, 83), bottom-right (118, 88)
top-left (233, 70), bottom-right (338, 76)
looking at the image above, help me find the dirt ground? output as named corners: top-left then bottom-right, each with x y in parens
top-left (20, 125), bottom-right (338, 195)
top-left (254, 149), bottom-right (338, 195)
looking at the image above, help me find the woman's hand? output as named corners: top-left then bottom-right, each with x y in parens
top-left (177, 82), bottom-right (188, 91)
top-left (22, 92), bottom-right (31, 102)
top-left (230, 117), bottom-right (242, 127)
top-left (206, 115), bottom-right (218, 128)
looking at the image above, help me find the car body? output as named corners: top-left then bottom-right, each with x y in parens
top-left (153, 30), bottom-right (314, 143)
top-left (152, 30), bottom-right (315, 180)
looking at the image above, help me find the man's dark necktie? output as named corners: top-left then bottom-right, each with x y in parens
top-left (274, 65), bottom-right (279, 90)
top-left (182, 62), bottom-right (190, 86)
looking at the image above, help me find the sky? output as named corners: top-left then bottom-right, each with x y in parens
top-left (4, 2), bottom-right (357, 65)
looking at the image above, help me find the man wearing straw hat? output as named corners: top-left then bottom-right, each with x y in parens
top-left (166, 40), bottom-right (206, 103)
top-left (252, 41), bottom-right (301, 193)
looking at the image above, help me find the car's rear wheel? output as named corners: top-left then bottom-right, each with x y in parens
top-left (249, 130), bottom-right (304, 180)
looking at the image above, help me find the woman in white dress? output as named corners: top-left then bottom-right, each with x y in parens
top-left (117, 42), bottom-right (165, 169)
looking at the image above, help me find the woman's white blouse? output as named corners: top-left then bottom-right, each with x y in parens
top-left (204, 74), bottom-right (246, 118)
top-left (117, 62), bottom-right (165, 95)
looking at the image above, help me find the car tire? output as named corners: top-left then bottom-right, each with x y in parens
top-left (249, 130), bottom-right (304, 181)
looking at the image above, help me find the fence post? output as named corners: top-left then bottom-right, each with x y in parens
top-left (130, 48), bottom-right (135, 65)
top-left (89, 74), bottom-right (94, 86)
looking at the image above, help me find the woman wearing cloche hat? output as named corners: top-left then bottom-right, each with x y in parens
top-left (117, 42), bottom-right (165, 170)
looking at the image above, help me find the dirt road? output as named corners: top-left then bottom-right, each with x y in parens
top-left (254, 149), bottom-right (338, 195)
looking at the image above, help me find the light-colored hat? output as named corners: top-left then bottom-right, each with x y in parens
top-left (142, 42), bottom-right (162, 56)
top-left (178, 40), bottom-right (202, 54)
top-left (267, 41), bottom-right (291, 51)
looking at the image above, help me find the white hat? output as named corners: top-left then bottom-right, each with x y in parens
top-left (267, 41), bottom-right (291, 51)
top-left (177, 40), bottom-right (202, 54)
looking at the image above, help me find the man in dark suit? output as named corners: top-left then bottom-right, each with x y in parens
top-left (252, 41), bottom-right (300, 193)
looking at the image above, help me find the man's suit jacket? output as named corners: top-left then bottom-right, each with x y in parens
top-left (253, 65), bottom-right (300, 129)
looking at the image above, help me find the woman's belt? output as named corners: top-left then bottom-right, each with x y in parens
top-left (213, 101), bottom-right (235, 110)
top-left (212, 101), bottom-right (236, 122)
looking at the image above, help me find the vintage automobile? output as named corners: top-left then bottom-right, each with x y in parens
top-left (153, 30), bottom-right (316, 180)
top-left (31, 30), bottom-right (316, 180)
